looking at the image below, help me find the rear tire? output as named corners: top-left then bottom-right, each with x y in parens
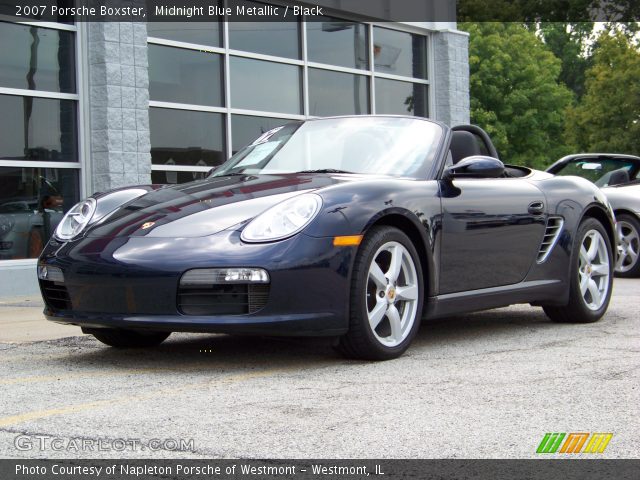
top-left (337, 226), bottom-right (424, 360)
top-left (88, 329), bottom-right (170, 348)
top-left (543, 218), bottom-right (613, 323)
top-left (614, 213), bottom-right (640, 277)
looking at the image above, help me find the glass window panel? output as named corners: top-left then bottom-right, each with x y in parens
top-left (0, 22), bottom-right (76, 93)
top-left (0, 95), bottom-right (77, 162)
top-left (147, 22), bottom-right (221, 47)
top-left (229, 2), bottom-right (300, 58)
top-left (150, 108), bottom-right (225, 167)
top-left (230, 57), bottom-right (301, 114)
top-left (148, 45), bottom-right (223, 106)
top-left (373, 27), bottom-right (427, 79)
top-left (0, 166), bottom-right (79, 259)
top-left (375, 78), bottom-right (428, 117)
top-left (151, 170), bottom-right (208, 185)
top-left (308, 69), bottom-right (369, 117)
top-left (306, 17), bottom-right (368, 69)
top-left (231, 115), bottom-right (291, 154)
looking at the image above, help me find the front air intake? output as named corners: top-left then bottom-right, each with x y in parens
top-left (537, 217), bottom-right (564, 263)
top-left (178, 284), bottom-right (270, 316)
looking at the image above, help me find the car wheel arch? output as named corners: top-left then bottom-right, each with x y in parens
top-left (580, 204), bottom-right (616, 251)
top-left (361, 211), bottom-right (436, 298)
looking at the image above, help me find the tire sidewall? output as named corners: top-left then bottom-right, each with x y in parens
top-left (568, 218), bottom-right (614, 320)
top-left (351, 227), bottom-right (424, 358)
top-left (615, 213), bottom-right (640, 278)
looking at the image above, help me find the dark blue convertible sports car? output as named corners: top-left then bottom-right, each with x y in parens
top-left (38, 116), bottom-right (616, 360)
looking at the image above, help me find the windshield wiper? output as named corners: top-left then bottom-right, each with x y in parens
top-left (296, 169), bottom-right (354, 174)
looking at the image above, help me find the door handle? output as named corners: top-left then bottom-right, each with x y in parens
top-left (528, 201), bottom-right (545, 215)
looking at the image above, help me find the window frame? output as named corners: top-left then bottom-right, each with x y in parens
top-left (0, 18), bottom-right (85, 267)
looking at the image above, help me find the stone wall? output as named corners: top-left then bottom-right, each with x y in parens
top-left (87, 22), bottom-right (151, 194)
top-left (433, 30), bottom-right (470, 126)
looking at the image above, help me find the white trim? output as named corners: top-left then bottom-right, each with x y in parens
top-left (0, 258), bottom-right (37, 268)
top-left (373, 72), bottom-right (430, 84)
top-left (0, 160), bottom-right (80, 169)
top-left (228, 109), bottom-right (305, 121)
top-left (76, 22), bottom-right (91, 198)
top-left (0, 16), bottom-right (77, 31)
top-left (223, 19), bottom-right (233, 159)
top-left (147, 36), bottom-right (225, 54)
top-left (228, 48), bottom-right (303, 66)
top-left (151, 165), bottom-right (212, 173)
top-left (0, 86), bottom-right (78, 100)
top-left (368, 23), bottom-right (376, 114)
top-left (427, 33), bottom-right (436, 118)
top-left (301, 17), bottom-right (310, 117)
top-left (149, 102), bottom-right (306, 121)
top-left (307, 61), bottom-right (371, 77)
top-left (149, 101), bottom-right (226, 114)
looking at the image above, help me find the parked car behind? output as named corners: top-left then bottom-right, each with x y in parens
top-left (547, 154), bottom-right (640, 277)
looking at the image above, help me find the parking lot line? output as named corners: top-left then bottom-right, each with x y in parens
top-left (0, 368), bottom-right (288, 428)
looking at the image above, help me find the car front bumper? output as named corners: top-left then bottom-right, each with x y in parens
top-left (38, 230), bottom-right (355, 336)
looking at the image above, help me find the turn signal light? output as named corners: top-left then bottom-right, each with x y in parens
top-left (333, 235), bottom-right (363, 247)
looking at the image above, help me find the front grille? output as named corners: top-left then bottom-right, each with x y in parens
top-left (537, 216), bottom-right (564, 263)
top-left (178, 283), bottom-right (270, 316)
top-left (40, 280), bottom-right (72, 310)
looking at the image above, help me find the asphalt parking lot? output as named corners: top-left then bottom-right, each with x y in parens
top-left (0, 279), bottom-right (638, 459)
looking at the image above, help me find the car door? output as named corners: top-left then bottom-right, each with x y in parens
top-left (438, 177), bottom-right (547, 294)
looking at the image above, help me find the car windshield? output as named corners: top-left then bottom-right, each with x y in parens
top-left (553, 158), bottom-right (640, 187)
top-left (212, 117), bottom-right (443, 179)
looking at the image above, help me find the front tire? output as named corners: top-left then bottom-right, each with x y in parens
top-left (88, 329), bottom-right (170, 348)
top-left (543, 218), bottom-right (613, 323)
top-left (337, 226), bottom-right (424, 360)
top-left (615, 213), bottom-right (640, 277)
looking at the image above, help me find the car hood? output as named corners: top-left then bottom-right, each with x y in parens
top-left (86, 174), bottom-right (350, 238)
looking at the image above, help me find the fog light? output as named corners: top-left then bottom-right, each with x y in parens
top-left (37, 265), bottom-right (65, 283)
top-left (180, 268), bottom-right (269, 286)
top-left (0, 241), bottom-right (13, 250)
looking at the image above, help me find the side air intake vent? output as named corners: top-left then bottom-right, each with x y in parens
top-left (537, 217), bottom-right (564, 263)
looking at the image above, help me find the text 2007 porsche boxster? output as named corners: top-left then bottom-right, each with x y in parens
top-left (38, 116), bottom-right (616, 360)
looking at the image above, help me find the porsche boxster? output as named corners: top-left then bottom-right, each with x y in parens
top-left (38, 117), bottom-right (616, 360)
top-left (547, 154), bottom-right (640, 277)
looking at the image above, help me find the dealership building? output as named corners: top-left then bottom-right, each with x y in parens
top-left (0, 1), bottom-right (470, 296)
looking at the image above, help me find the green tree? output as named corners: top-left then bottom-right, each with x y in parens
top-left (460, 23), bottom-right (574, 168)
top-left (537, 22), bottom-right (594, 98)
top-left (566, 31), bottom-right (640, 154)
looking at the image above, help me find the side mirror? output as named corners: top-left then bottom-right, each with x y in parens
top-left (444, 156), bottom-right (505, 179)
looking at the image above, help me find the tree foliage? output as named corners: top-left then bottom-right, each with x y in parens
top-left (536, 22), bottom-right (594, 98)
top-left (565, 31), bottom-right (640, 154)
top-left (460, 23), bottom-right (574, 168)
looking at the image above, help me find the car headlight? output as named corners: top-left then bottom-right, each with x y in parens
top-left (241, 193), bottom-right (322, 243)
top-left (54, 198), bottom-right (97, 241)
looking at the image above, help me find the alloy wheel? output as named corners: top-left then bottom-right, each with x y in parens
top-left (578, 230), bottom-right (610, 311)
top-left (616, 220), bottom-right (639, 273)
top-left (366, 241), bottom-right (419, 347)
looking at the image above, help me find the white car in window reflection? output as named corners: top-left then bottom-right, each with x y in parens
top-left (0, 197), bottom-right (64, 260)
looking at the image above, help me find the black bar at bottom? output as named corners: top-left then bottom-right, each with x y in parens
top-left (1, 459), bottom-right (639, 480)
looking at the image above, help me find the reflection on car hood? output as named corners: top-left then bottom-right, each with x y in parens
top-left (86, 174), bottom-right (350, 238)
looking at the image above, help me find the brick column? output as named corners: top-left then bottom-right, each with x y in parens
top-left (432, 30), bottom-right (470, 127)
top-left (87, 22), bottom-right (151, 193)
